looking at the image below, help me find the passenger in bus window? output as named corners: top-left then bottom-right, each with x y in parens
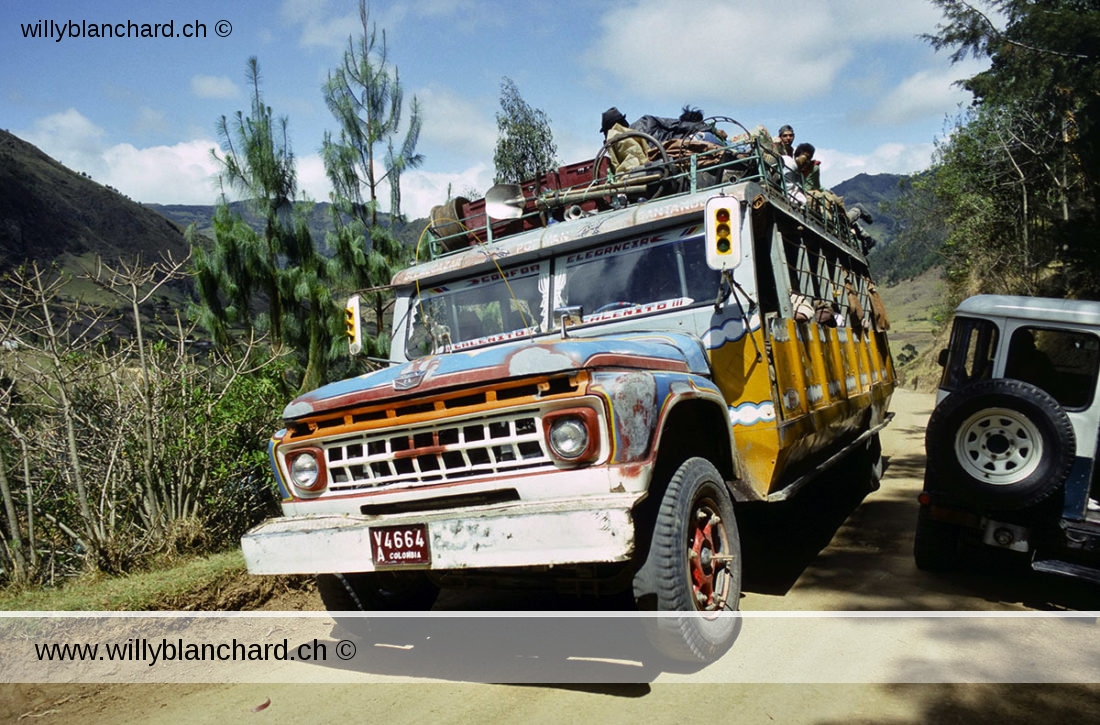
top-left (791, 293), bottom-right (814, 322)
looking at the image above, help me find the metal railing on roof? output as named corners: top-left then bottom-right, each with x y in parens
top-left (423, 122), bottom-right (863, 259)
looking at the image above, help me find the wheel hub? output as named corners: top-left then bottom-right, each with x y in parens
top-left (688, 502), bottom-right (730, 611)
top-left (985, 433), bottom-right (1010, 455)
top-left (955, 407), bottom-right (1044, 485)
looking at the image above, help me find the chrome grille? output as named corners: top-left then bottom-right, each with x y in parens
top-left (322, 410), bottom-right (551, 493)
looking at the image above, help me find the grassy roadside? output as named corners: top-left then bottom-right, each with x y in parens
top-left (878, 267), bottom-right (945, 356)
top-left (0, 550), bottom-right (291, 611)
top-left (879, 267), bottom-right (949, 390)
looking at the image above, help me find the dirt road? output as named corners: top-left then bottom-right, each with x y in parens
top-left (6, 388), bottom-right (1099, 723)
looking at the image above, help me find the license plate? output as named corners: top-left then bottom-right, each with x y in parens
top-left (370, 523), bottom-right (430, 566)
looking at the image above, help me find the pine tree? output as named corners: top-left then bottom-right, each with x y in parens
top-left (321, 0), bottom-right (422, 359)
top-left (191, 57), bottom-right (332, 392)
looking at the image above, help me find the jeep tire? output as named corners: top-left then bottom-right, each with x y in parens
top-left (925, 379), bottom-right (1074, 511)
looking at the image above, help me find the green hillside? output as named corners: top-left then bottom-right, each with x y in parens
top-left (830, 173), bottom-right (903, 254)
top-left (0, 129), bottom-right (190, 270)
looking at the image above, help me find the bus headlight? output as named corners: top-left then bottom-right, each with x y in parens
top-left (549, 417), bottom-right (588, 459)
top-left (289, 450), bottom-right (326, 492)
top-left (544, 408), bottom-right (600, 463)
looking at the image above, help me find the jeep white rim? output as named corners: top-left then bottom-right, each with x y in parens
top-left (954, 407), bottom-right (1044, 486)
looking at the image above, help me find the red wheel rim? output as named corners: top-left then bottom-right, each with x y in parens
top-left (687, 497), bottom-right (731, 611)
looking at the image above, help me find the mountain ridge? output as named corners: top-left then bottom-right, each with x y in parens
top-left (0, 129), bottom-right (190, 270)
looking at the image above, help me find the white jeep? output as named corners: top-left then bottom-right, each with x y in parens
top-left (915, 294), bottom-right (1100, 582)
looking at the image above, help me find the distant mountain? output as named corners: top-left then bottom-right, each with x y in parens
top-left (149, 200), bottom-right (339, 245)
top-left (0, 129), bottom-right (190, 270)
top-left (830, 172), bottom-right (906, 247)
top-left (150, 201), bottom-right (428, 254)
top-left (832, 172), bottom-right (907, 206)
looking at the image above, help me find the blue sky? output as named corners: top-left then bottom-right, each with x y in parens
top-left (2, 0), bottom-right (987, 219)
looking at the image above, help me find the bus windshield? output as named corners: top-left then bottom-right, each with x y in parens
top-left (555, 233), bottom-right (718, 323)
top-left (404, 232), bottom-right (719, 357)
top-left (406, 262), bottom-right (545, 357)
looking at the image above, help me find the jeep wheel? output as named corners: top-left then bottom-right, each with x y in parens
top-left (913, 507), bottom-right (961, 572)
top-left (925, 379), bottom-right (1074, 510)
top-left (636, 457), bottom-right (742, 663)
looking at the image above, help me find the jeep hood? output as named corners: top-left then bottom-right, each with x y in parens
top-left (283, 332), bottom-right (711, 420)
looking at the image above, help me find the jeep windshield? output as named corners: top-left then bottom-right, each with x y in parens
top-left (404, 233), bottom-right (720, 358)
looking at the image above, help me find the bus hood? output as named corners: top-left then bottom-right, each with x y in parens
top-left (282, 332), bottom-right (711, 420)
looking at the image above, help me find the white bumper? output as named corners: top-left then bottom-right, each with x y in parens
top-left (241, 493), bottom-right (642, 575)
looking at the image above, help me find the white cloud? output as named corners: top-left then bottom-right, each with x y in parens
top-left (583, 0), bottom-right (961, 120)
top-left (190, 74), bottom-right (240, 100)
top-left (415, 86), bottom-right (497, 164)
top-left (22, 108), bottom-right (109, 177)
top-left (101, 140), bottom-right (222, 204)
top-left (821, 142), bottom-right (936, 184)
top-left (298, 15), bottom-right (360, 51)
top-left (831, 0), bottom-right (947, 38)
top-left (296, 153), bottom-right (331, 204)
top-left (280, 0), bottom-right (358, 51)
top-left (402, 165), bottom-right (492, 221)
top-left (20, 109), bottom-right (221, 204)
top-left (865, 58), bottom-right (984, 125)
top-left (588, 0), bottom-right (935, 105)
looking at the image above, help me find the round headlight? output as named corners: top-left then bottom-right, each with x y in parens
top-left (549, 417), bottom-right (589, 460)
top-left (290, 452), bottom-right (321, 488)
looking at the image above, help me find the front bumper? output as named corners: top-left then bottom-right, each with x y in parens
top-left (241, 492), bottom-right (642, 575)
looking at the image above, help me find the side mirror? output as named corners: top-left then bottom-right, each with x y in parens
top-left (937, 349), bottom-right (948, 367)
top-left (553, 306), bottom-right (584, 337)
